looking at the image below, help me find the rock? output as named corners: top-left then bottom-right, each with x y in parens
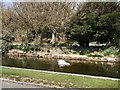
top-left (17, 50), bottom-right (24, 54)
top-left (8, 49), bottom-right (25, 56)
top-left (101, 57), bottom-right (105, 60)
top-left (26, 51), bottom-right (37, 57)
top-left (9, 49), bottom-right (17, 53)
top-left (94, 57), bottom-right (98, 60)
top-left (107, 58), bottom-right (115, 62)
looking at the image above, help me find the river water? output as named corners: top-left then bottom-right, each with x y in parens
top-left (2, 55), bottom-right (120, 78)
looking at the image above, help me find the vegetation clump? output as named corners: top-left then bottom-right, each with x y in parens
top-left (1, 2), bottom-right (120, 58)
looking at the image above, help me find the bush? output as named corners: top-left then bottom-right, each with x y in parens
top-left (1, 40), bottom-right (13, 53)
top-left (86, 47), bottom-right (120, 57)
top-left (102, 46), bottom-right (119, 56)
top-left (12, 44), bottom-right (41, 52)
top-left (87, 52), bottom-right (104, 57)
top-left (57, 42), bottom-right (65, 46)
top-left (73, 51), bottom-right (77, 54)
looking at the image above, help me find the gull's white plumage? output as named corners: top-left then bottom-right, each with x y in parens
top-left (57, 60), bottom-right (70, 67)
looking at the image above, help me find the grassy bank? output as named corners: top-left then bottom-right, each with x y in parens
top-left (0, 67), bottom-right (119, 88)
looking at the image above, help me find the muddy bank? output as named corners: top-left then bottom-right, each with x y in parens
top-left (5, 49), bottom-right (119, 63)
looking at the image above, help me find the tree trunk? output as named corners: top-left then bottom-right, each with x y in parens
top-left (51, 32), bottom-right (55, 44)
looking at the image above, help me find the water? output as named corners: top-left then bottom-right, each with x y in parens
top-left (2, 55), bottom-right (120, 78)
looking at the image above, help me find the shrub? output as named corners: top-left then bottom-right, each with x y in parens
top-left (87, 52), bottom-right (104, 57)
top-left (87, 47), bottom-right (120, 57)
top-left (102, 46), bottom-right (119, 56)
top-left (1, 40), bottom-right (13, 53)
top-left (12, 44), bottom-right (41, 52)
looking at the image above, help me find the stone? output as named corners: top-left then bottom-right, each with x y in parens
top-left (107, 58), bottom-right (114, 62)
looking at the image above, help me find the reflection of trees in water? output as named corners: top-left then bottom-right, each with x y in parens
top-left (64, 62), bottom-right (119, 78)
top-left (2, 55), bottom-right (119, 78)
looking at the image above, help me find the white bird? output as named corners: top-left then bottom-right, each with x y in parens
top-left (57, 60), bottom-right (70, 67)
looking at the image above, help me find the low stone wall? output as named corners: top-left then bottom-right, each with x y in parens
top-left (6, 49), bottom-right (119, 63)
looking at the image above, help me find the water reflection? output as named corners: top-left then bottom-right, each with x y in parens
top-left (2, 55), bottom-right (119, 78)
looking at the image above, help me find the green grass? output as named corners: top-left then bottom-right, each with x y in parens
top-left (0, 67), bottom-right (119, 88)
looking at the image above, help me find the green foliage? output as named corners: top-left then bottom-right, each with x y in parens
top-left (87, 46), bottom-right (120, 57)
top-left (102, 47), bottom-right (119, 56)
top-left (1, 40), bottom-right (13, 53)
top-left (57, 42), bottom-right (67, 46)
top-left (73, 51), bottom-right (78, 54)
top-left (67, 2), bottom-right (120, 46)
top-left (13, 44), bottom-right (41, 52)
top-left (87, 52), bottom-right (104, 57)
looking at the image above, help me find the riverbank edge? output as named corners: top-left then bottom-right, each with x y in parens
top-left (5, 49), bottom-right (120, 63)
top-left (0, 66), bottom-right (119, 88)
top-left (1, 66), bottom-right (119, 80)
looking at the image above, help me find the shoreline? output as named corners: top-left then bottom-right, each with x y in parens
top-left (1, 66), bottom-right (119, 80)
top-left (1, 66), bottom-right (119, 88)
top-left (5, 49), bottom-right (120, 63)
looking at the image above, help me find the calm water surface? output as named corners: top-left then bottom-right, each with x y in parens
top-left (2, 55), bottom-right (120, 78)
